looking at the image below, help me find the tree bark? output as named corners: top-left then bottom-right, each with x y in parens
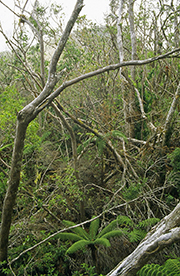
top-left (107, 203), bottom-right (180, 276)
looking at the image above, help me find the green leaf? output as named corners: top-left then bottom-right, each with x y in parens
top-left (66, 240), bottom-right (92, 254)
top-left (138, 218), bottom-right (160, 229)
top-left (98, 216), bottom-right (133, 238)
top-left (128, 229), bottom-right (146, 243)
top-left (57, 233), bottom-right (84, 242)
top-left (62, 220), bottom-right (89, 240)
top-left (94, 238), bottom-right (111, 247)
top-left (97, 219), bottom-right (119, 238)
top-left (0, 143), bottom-right (13, 152)
top-left (89, 217), bottom-right (100, 241)
top-left (101, 230), bottom-right (124, 239)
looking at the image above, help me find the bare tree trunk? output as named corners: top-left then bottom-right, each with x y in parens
top-left (128, 0), bottom-right (137, 80)
top-left (0, 0), bottom-right (84, 264)
top-left (107, 203), bottom-right (180, 276)
top-left (0, 118), bottom-right (28, 262)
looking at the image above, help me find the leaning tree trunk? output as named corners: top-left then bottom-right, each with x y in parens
top-left (0, 0), bottom-right (84, 265)
top-left (0, 118), bottom-right (29, 262)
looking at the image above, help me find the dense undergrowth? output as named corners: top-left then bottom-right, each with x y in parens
top-left (0, 0), bottom-right (180, 275)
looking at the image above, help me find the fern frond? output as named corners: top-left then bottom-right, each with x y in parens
top-left (66, 240), bottom-right (92, 254)
top-left (138, 218), bottom-right (160, 229)
top-left (62, 220), bottom-right (89, 240)
top-left (97, 219), bottom-right (119, 238)
top-left (100, 230), bottom-right (124, 240)
top-left (137, 260), bottom-right (180, 276)
top-left (117, 215), bottom-right (133, 227)
top-left (98, 216), bottom-right (133, 238)
top-left (57, 233), bottom-right (84, 242)
top-left (164, 259), bottom-right (180, 275)
top-left (128, 229), bottom-right (146, 243)
top-left (89, 217), bottom-right (100, 241)
top-left (94, 238), bottom-right (111, 247)
top-left (138, 264), bottom-right (167, 276)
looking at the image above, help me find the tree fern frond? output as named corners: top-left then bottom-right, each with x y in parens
top-left (57, 233), bottom-right (84, 242)
top-left (138, 264), bottom-right (167, 276)
top-left (138, 218), bottom-right (160, 229)
top-left (94, 238), bottom-right (111, 247)
top-left (137, 260), bottom-right (180, 276)
top-left (66, 240), bottom-right (92, 255)
top-left (97, 219), bottom-right (119, 238)
top-left (62, 220), bottom-right (89, 240)
top-left (100, 230), bottom-right (124, 239)
top-left (117, 215), bottom-right (133, 227)
top-left (128, 229), bottom-right (146, 243)
top-left (89, 217), bottom-right (100, 241)
top-left (97, 216), bottom-right (132, 238)
top-left (164, 259), bottom-right (180, 275)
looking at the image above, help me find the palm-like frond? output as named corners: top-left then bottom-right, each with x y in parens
top-left (62, 220), bottom-right (89, 240)
top-left (94, 238), bottom-right (111, 247)
top-left (138, 218), bottom-right (160, 229)
top-left (165, 259), bottom-right (180, 275)
top-left (101, 230), bottom-right (124, 239)
top-left (66, 240), bottom-right (92, 254)
top-left (128, 229), bottom-right (146, 243)
top-left (89, 217), bottom-right (100, 241)
top-left (117, 215), bottom-right (133, 227)
top-left (138, 259), bottom-right (180, 276)
top-left (57, 232), bottom-right (84, 242)
top-left (97, 219), bottom-right (119, 238)
top-left (97, 215), bottom-right (132, 238)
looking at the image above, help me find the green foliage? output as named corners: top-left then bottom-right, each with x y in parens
top-left (89, 216), bottom-right (100, 240)
top-left (9, 234), bottom-right (70, 276)
top-left (58, 216), bottom-right (130, 256)
top-left (168, 148), bottom-right (180, 172)
top-left (137, 259), bottom-right (180, 276)
top-left (66, 240), bottom-right (92, 254)
top-left (58, 215), bottom-right (158, 257)
top-left (72, 263), bottom-right (103, 276)
top-left (62, 220), bottom-right (89, 240)
top-left (0, 85), bottom-right (25, 143)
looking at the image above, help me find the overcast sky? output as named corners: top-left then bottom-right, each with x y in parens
top-left (0, 0), bottom-right (110, 52)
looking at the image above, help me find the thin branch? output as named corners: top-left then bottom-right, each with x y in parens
top-left (35, 47), bottom-right (180, 114)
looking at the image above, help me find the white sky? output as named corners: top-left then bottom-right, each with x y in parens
top-left (0, 0), bottom-right (110, 52)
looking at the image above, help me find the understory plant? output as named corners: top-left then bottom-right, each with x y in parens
top-left (58, 216), bottom-right (159, 273)
top-left (137, 258), bottom-right (180, 276)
